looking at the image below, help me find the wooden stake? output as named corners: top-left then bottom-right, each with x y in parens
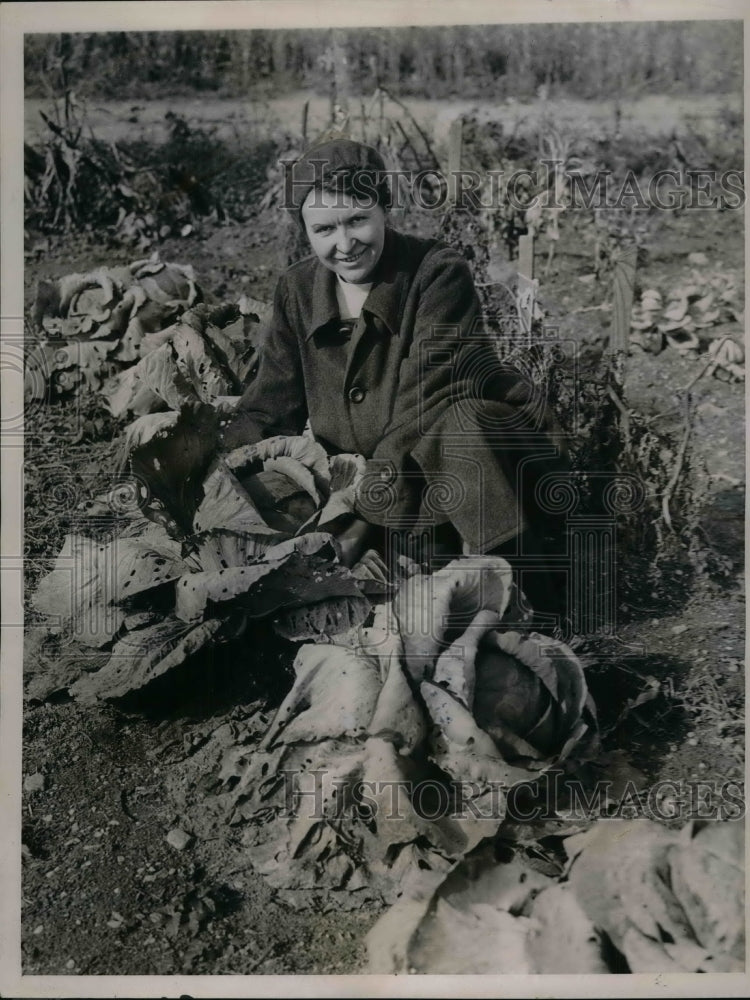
top-left (518, 233), bottom-right (534, 279)
top-left (610, 244), bottom-right (637, 355)
top-left (516, 234), bottom-right (536, 344)
top-left (331, 29), bottom-right (350, 127)
top-left (447, 117), bottom-right (463, 205)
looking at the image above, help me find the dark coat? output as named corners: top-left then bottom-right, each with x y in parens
top-left (223, 227), bottom-right (568, 552)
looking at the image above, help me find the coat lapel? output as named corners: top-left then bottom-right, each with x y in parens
top-left (341, 228), bottom-right (416, 384)
top-left (307, 262), bottom-right (339, 339)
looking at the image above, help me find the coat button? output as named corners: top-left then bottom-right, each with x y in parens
top-left (348, 385), bottom-right (366, 403)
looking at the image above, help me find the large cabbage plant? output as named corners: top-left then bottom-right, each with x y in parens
top-left (31, 423), bottom-right (376, 703)
top-left (217, 556), bottom-right (598, 901)
top-left (26, 252), bottom-right (269, 413)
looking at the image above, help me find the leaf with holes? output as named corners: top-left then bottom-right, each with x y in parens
top-left (176, 550), bottom-right (370, 629)
top-left (172, 323), bottom-right (233, 402)
top-left (128, 403), bottom-right (222, 536)
top-left (70, 616), bottom-right (222, 703)
top-left (113, 532), bottom-right (187, 600)
top-left (271, 590), bottom-right (372, 641)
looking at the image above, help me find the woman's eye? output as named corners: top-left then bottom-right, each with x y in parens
top-left (314, 226), bottom-right (333, 234)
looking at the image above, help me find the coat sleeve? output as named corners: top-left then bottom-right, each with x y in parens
top-left (221, 276), bottom-right (308, 451)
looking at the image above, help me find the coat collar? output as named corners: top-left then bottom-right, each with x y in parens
top-left (306, 227), bottom-right (410, 340)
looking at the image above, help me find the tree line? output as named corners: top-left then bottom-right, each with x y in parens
top-left (25, 21), bottom-right (742, 101)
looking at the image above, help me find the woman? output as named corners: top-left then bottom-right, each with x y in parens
top-left (222, 138), bottom-right (568, 617)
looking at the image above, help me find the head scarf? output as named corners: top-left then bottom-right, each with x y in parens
top-left (284, 137), bottom-right (388, 229)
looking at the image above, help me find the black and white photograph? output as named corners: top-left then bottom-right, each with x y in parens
top-left (1, 0), bottom-right (747, 994)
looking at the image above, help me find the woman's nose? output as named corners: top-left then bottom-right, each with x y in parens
top-left (336, 226), bottom-right (356, 253)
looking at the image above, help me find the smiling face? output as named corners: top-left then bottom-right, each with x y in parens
top-left (301, 188), bottom-right (386, 284)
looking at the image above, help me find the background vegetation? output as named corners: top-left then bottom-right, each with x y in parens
top-left (25, 21), bottom-right (743, 101)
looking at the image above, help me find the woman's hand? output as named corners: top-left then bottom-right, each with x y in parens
top-left (334, 515), bottom-right (373, 568)
top-left (351, 548), bottom-right (392, 591)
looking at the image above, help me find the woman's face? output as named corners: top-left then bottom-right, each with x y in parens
top-left (301, 188), bottom-right (386, 284)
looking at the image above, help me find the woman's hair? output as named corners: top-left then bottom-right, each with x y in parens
top-left (284, 138), bottom-right (391, 227)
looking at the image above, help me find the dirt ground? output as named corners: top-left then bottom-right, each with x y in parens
top-left (20, 153), bottom-right (745, 974)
